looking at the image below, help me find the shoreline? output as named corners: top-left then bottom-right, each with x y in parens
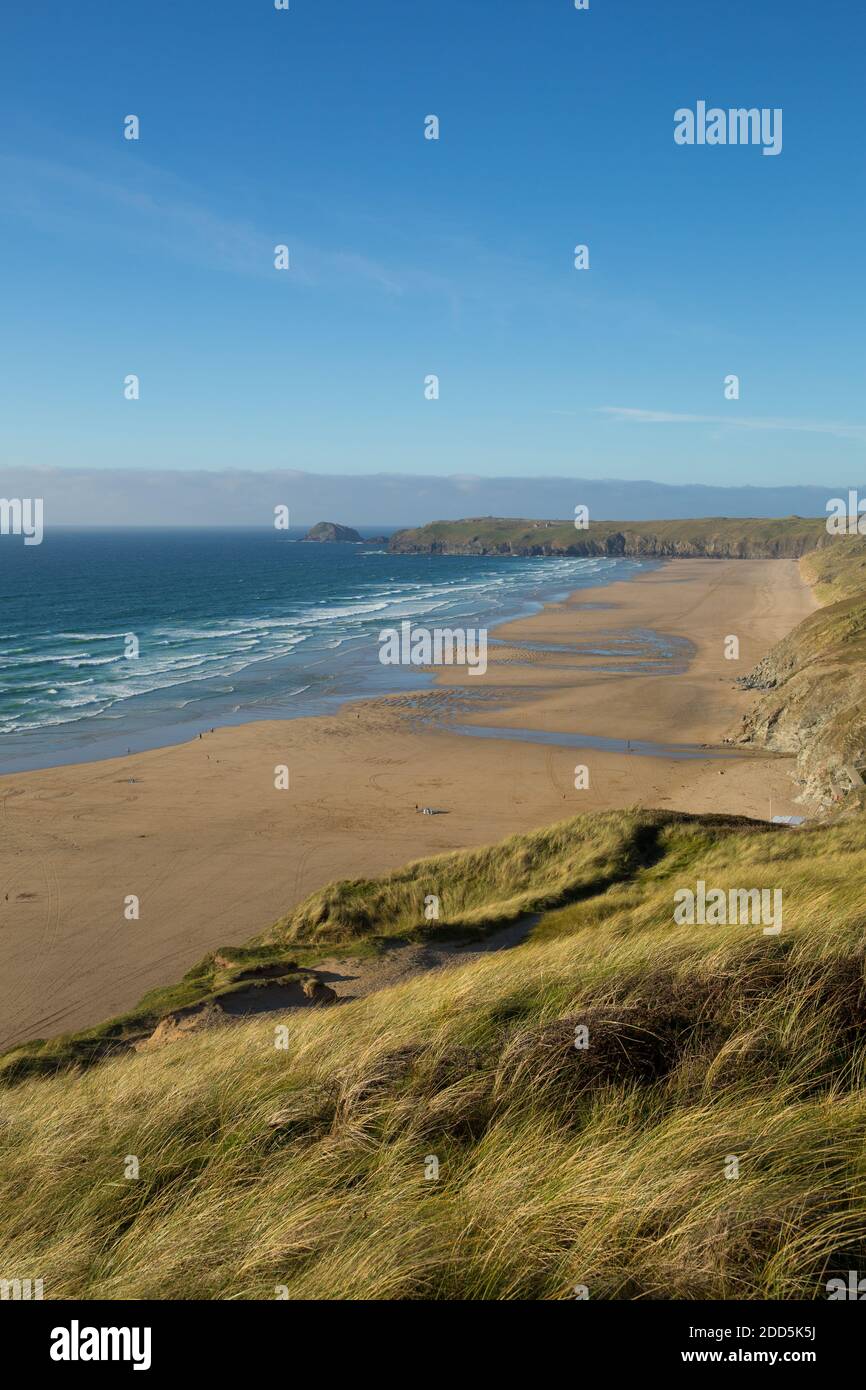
top-left (0, 557), bottom-right (818, 1049)
top-left (0, 547), bottom-right (648, 777)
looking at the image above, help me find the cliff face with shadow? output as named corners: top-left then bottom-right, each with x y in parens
top-left (729, 538), bottom-right (866, 810)
top-left (389, 516), bottom-right (829, 558)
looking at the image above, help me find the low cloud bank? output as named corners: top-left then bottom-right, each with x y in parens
top-left (0, 467), bottom-right (857, 527)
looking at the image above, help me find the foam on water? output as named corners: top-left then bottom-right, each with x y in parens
top-left (0, 529), bottom-right (653, 770)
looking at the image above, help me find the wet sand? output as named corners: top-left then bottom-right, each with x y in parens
top-left (0, 558), bottom-right (817, 1049)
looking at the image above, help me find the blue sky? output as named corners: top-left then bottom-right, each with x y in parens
top-left (1, 0), bottom-right (863, 488)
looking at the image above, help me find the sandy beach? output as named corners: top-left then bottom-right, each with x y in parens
top-left (0, 557), bottom-right (817, 1049)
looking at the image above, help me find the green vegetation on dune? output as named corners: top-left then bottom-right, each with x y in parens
top-left (2, 807), bottom-right (866, 1299)
top-left (267, 808), bottom-right (694, 945)
top-left (1, 809), bottom-right (743, 1083)
top-left (389, 515), bottom-right (829, 558)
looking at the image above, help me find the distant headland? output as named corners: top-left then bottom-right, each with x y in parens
top-left (387, 515), bottom-right (828, 559)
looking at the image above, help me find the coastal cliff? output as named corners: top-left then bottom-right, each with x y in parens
top-left (389, 516), bottom-right (828, 559)
top-left (729, 537), bottom-right (866, 809)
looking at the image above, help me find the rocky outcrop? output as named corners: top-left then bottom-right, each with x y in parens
top-left (729, 582), bottom-right (866, 811)
top-left (733, 668), bottom-right (866, 810)
top-left (304, 522), bottom-right (363, 543)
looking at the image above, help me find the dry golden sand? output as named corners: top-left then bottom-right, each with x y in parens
top-left (0, 558), bottom-right (817, 1049)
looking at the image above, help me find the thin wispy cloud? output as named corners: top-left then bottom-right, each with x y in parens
top-left (0, 146), bottom-right (686, 328)
top-left (601, 407), bottom-right (866, 443)
top-left (0, 150), bottom-right (408, 293)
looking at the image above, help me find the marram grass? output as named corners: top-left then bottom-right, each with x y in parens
top-left (1, 807), bottom-right (866, 1299)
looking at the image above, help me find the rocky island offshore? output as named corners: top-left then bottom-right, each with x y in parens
top-left (302, 521), bottom-right (363, 543)
top-left (303, 521), bottom-right (387, 544)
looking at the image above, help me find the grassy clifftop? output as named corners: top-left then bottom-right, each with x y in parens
top-left (390, 516), bottom-right (828, 558)
top-left (2, 807), bottom-right (866, 1299)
